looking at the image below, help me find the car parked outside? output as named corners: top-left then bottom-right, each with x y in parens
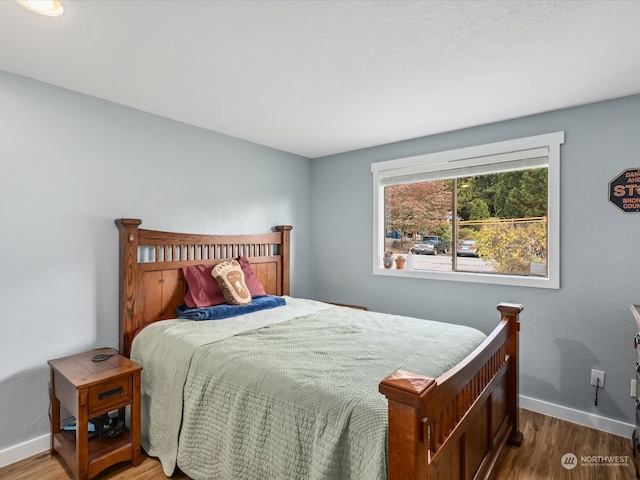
top-left (411, 241), bottom-right (438, 255)
top-left (422, 235), bottom-right (448, 253)
top-left (456, 240), bottom-right (479, 257)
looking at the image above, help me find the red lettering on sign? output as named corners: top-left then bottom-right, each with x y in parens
top-left (613, 185), bottom-right (626, 197)
top-left (626, 184), bottom-right (640, 195)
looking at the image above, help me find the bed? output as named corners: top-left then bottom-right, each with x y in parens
top-left (115, 218), bottom-right (523, 480)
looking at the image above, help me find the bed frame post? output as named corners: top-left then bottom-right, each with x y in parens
top-left (115, 218), bottom-right (142, 357)
top-left (381, 304), bottom-right (524, 480)
top-left (497, 302), bottom-right (524, 446)
top-left (379, 370), bottom-right (434, 480)
top-left (275, 225), bottom-right (292, 296)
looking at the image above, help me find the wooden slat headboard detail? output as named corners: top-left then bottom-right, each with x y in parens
top-left (115, 218), bottom-right (292, 357)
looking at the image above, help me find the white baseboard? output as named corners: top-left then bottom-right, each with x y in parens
top-left (521, 395), bottom-right (635, 438)
top-left (0, 397), bottom-right (635, 468)
top-left (0, 434), bottom-right (49, 469)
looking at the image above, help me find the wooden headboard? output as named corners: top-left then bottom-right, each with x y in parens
top-left (115, 219), bottom-right (292, 357)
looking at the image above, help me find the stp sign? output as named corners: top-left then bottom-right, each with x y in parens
top-left (609, 168), bottom-right (640, 213)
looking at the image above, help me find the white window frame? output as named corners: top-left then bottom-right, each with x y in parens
top-left (371, 132), bottom-right (564, 289)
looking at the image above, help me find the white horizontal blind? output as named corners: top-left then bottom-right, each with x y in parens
top-left (379, 147), bottom-right (548, 186)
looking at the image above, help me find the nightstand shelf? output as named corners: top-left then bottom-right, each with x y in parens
top-left (53, 428), bottom-right (134, 477)
top-left (48, 349), bottom-right (142, 480)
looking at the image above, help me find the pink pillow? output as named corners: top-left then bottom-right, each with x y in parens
top-left (181, 264), bottom-right (226, 308)
top-left (236, 255), bottom-right (267, 297)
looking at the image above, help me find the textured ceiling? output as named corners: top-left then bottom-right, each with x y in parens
top-left (1, 0), bottom-right (640, 158)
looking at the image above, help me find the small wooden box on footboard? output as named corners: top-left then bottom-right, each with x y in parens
top-left (48, 349), bottom-right (142, 480)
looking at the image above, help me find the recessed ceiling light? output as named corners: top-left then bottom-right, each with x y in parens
top-left (16, 0), bottom-right (64, 17)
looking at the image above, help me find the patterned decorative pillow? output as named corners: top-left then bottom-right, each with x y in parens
top-left (236, 255), bottom-right (267, 297)
top-left (211, 260), bottom-right (252, 305)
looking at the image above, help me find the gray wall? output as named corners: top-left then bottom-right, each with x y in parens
top-left (0, 71), bottom-right (312, 451)
top-left (311, 94), bottom-right (640, 425)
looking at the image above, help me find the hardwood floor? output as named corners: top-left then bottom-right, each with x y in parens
top-left (0, 450), bottom-right (190, 480)
top-left (495, 409), bottom-right (636, 480)
top-left (0, 409), bottom-right (636, 479)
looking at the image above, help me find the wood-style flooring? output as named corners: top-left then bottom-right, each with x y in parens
top-left (0, 409), bottom-right (635, 479)
top-left (496, 409), bottom-right (635, 479)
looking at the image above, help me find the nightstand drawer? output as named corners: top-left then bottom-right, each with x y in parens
top-left (88, 376), bottom-right (131, 415)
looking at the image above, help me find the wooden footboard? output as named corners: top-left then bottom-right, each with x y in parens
top-left (379, 303), bottom-right (523, 480)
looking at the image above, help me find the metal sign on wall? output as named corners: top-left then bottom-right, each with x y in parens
top-left (609, 168), bottom-right (640, 213)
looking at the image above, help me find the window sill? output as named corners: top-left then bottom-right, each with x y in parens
top-left (374, 266), bottom-right (558, 289)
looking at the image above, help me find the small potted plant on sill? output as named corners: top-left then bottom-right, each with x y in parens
top-left (383, 250), bottom-right (394, 269)
top-left (395, 255), bottom-right (406, 270)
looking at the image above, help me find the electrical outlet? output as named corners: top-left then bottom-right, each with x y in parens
top-left (591, 369), bottom-right (605, 387)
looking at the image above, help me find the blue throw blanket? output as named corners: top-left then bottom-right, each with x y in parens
top-left (176, 295), bottom-right (286, 320)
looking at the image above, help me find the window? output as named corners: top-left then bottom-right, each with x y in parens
top-left (371, 132), bottom-right (564, 288)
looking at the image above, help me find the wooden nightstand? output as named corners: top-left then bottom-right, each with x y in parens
top-left (48, 349), bottom-right (143, 480)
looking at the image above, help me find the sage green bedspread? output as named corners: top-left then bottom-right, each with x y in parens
top-left (131, 297), bottom-right (486, 480)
